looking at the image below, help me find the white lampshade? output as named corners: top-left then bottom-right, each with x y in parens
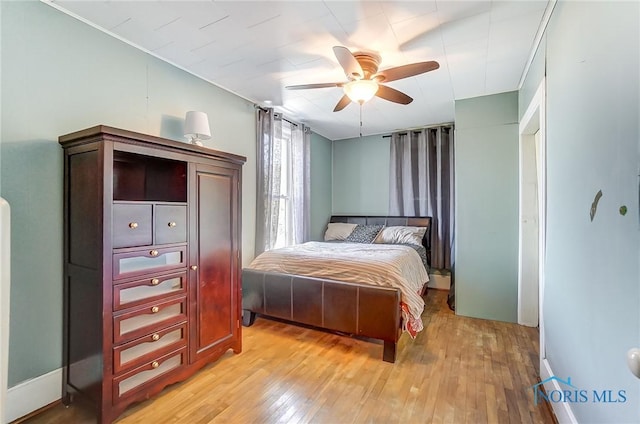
top-left (184, 111), bottom-right (211, 146)
top-left (344, 80), bottom-right (379, 103)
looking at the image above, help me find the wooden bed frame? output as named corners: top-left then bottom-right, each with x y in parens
top-left (242, 216), bottom-right (431, 363)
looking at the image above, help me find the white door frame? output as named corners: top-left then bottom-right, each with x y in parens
top-left (518, 80), bottom-right (547, 356)
top-left (0, 198), bottom-right (10, 424)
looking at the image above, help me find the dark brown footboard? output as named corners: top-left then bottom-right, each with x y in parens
top-left (242, 268), bottom-right (402, 363)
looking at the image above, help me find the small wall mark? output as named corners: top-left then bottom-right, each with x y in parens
top-left (620, 205), bottom-right (628, 216)
top-left (590, 190), bottom-right (603, 222)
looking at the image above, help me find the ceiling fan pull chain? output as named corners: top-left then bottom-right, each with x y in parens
top-left (359, 101), bottom-right (363, 137)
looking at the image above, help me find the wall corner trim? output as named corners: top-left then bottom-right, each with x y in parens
top-left (518, 0), bottom-right (557, 89)
top-left (6, 368), bottom-right (62, 422)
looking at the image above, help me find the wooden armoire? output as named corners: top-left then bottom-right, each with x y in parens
top-left (59, 126), bottom-right (245, 423)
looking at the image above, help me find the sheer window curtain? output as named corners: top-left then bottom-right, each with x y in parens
top-left (255, 107), bottom-right (310, 255)
top-left (290, 122), bottom-right (311, 247)
top-left (389, 125), bottom-right (455, 271)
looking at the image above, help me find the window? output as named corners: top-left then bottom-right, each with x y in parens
top-left (273, 120), bottom-right (293, 249)
top-left (255, 109), bottom-right (310, 254)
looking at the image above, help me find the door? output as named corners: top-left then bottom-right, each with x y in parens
top-left (518, 79), bottom-right (546, 339)
top-left (518, 128), bottom-right (540, 327)
top-left (189, 163), bottom-right (241, 362)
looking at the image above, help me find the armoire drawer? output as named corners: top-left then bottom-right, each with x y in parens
top-left (155, 205), bottom-right (187, 244)
top-left (113, 323), bottom-right (187, 374)
top-left (113, 271), bottom-right (187, 311)
top-left (114, 347), bottom-right (187, 400)
top-left (113, 296), bottom-right (186, 344)
top-left (113, 203), bottom-right (152, 248)
top-left (113, 246), bottom-right (186, 280)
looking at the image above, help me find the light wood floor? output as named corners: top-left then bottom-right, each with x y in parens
top-left (23, 290), bottom-right (554, 424)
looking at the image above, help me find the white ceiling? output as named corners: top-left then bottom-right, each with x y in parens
top-left (46, 0), bottom-right (549, 140)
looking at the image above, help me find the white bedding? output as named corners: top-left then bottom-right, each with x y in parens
top-left (248, 241), bottom-right (429, 335)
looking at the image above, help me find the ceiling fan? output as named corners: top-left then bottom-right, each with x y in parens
top-left (285, 46), bottom-right (439, 112)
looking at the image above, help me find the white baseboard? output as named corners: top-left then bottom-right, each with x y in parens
top-left (540, 358), bottom-right (578, 424)
top-left (428, 273), bottom-right (451, 290)
top-left (6, 368), bottom-right (62, 423)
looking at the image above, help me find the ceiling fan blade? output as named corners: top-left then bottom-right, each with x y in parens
top-left (375, 85), bottom-right (413, 105)
top-left (333, 46), bottom-right (364, 80)
top-left (374, 61), bottom-right (439, 83)
top-left (285, 82), bottom-right (344, 90)
top-left (333, 94), bottom-right (352, 112)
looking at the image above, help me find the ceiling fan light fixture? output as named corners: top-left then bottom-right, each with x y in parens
top-left (344, 79), bottom-right (379, 103)
top-left (286, 46), bottom-right (438, 112)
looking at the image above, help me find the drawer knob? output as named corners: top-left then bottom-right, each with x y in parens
top-left (168, 221), bottom-right (177, 227)
top-left (190, 265), bottom-right (198, 271)
top-left (151, 333), bottom-right (160, 341)
top-left (149, 250), bottom-right (159, 257)
top-left (151, 361), bottom-right (159, 369)
top-left (150, 278), bottom-right (160, 286)
top-left (151, 306), bottom-right (159, 313)
top-left (128, 222), bottom-right (138, 229)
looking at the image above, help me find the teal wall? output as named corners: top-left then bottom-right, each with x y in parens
top-left (454, 92), bottom-right (519, 323)
top-left (523, 2), bottom-right (640, 421)
top-left (332, 134), bottom-right (390, 214)
top-left (1, 1), bottom-right (256, 387)
top-left (309, 132), bottom-right (332, 240)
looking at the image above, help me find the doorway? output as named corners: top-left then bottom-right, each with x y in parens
top-left (518, 80), bottom-right (546, 357)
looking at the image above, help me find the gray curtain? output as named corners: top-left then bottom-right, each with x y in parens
top-left (389, 125), bottom-right (454, 271)
top-left (255, 107), bottom-right (310, 255)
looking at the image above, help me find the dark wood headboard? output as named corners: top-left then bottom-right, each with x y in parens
top-left (329, 216), bottom-right (432, 263)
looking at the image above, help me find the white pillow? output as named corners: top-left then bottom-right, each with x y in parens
top-left (324, 222), bottom-right (357, 241)
top-left (374, 226), bottom-right (427, 246)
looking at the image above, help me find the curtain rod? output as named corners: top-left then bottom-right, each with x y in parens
top-left (275, 113), bottom-right (300, 128)
top-left (381, 123), bottom-right (454, 138)
top-left (255, 104), bottom-right (302, 128)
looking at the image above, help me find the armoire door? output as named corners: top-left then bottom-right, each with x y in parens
top-left (189, 163), bottom-right (240, 363)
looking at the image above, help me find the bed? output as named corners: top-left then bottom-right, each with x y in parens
top-left (242, 216), bottom-right (431, 363)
